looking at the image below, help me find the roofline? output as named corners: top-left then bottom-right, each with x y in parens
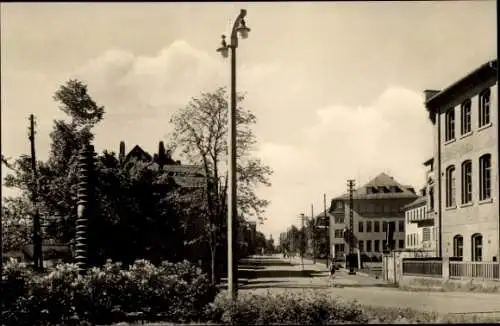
top-left (423, 157), bottom-right (434, 166)
top-left (403, 197), bottom-right (427, 210)
top-left (425, 59), bottom-right (497, 110)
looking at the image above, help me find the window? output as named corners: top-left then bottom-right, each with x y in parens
top-left (429, 186), bottom-right (434, 211)
top-left (366, 221), bottom-right (372, 233)
top-left (453, 235), bottom-right (463, 258)
top-left (358, 221), bottom-right (364, 232)
top-left (358, 240), bottom-right (364, 252)
top-left (398, 220), bottom-right (405, 232)
top-left (479, 88), bottom-right (490, 127)
top-left (334, 229), bottom-right (343, 238)
top-left (336, 201), bottom-right (344, 210)
top-left (399, 239), bottom-right (404, 249)
top-left (382, 221), bottom-right (387, 233)
top-left (472, 233), bottom-right (483, 262)
top-left (366, 240), bottom-right (372, 252)
top-left (374, 240), bottom-right (380, 252)
top-left (461, 99), bottom-right (471, 134)
top-left (479, 154), bottom-right (491, 201)
top-left (407, 235), bottom-right (410, 246)
top-left (461, 160), bottom-right (472, 204)
top-left (423, 227), bottom-right (431, 242)
top-left (446, 165), bottom-right (456, 207)
top-left (445, 108), bottom-right (455, 141)
top-left (374, 221), bottom-right (380, 232)
top-left (334, 215), bottom-right (345, 224)
top-left (339, 244), bottom-right (345, 252)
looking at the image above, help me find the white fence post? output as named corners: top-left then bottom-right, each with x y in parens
top-left (442, 257), bottom-right (449, 280)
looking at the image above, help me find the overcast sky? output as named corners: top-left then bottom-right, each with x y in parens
top-left (1, 1), bottom-right (496, 240)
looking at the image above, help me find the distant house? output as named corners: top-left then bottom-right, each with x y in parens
top-left (119, 140), bottom-right (205, 189)
top-left (403, 158), bottom-right (437, 255)
top-left (329, 172), bottom-right (418, 259)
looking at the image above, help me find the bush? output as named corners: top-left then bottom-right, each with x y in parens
top-left (1, 258), bottom-right (217, 326)
top-left (205, 290), bottom-right (367, 324)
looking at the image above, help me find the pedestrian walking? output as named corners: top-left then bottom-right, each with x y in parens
top-left (329, 258), bottom-right (337, 285)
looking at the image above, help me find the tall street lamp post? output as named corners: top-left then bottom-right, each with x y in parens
top-left (216, 9), bottom-right (251, 301)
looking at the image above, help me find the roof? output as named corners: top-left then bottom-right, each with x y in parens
top-left (171, 175), bottom-right (205, 188)
top-left (402, 196), bottom-right (427, 210)
top-left (125, 145), bottom-right (153, 162)
top-left (423, 158), bottom-right (434, 166)
top-left (333, 172), bottom-right (418, 200)
top-left (426, 59), bottom-right (497, 110)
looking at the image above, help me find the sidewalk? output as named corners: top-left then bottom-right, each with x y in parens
top-left (287, 255), bottom-right (372, 277)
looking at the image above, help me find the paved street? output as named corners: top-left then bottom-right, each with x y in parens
top-left (239, 255), bottom-right (500, 316)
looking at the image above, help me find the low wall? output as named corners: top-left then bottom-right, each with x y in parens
top-left (399, 274), bottom-right (500, 293)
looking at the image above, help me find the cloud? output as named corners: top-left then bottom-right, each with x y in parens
top-left (74, 41), bottom-right (433, 239)
top-left (257, 86), bottom-right (433, 237)
top-left (2, 39), bottom-right (433, 241)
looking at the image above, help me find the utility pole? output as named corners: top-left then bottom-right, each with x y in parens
top-left (324, 193), bottom-right (329, 268)
top-left (311, 204), bottom-right (315, 264)
top-left (29, 114), bottom-right (43, 271)
top-left (298, 213), bottom-right (305, 270)
top-left (347, 179), bottom-right (356, 275)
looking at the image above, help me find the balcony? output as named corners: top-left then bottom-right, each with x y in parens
top-left (408, 211), bottom-right (435, 224)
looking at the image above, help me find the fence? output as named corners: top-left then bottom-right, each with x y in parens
top-left (402, 260), bottom-right (442, 277)
top-left (401, 259), bottom-right (500, 281)
top-left (450, 261), bottom-right (500, 280)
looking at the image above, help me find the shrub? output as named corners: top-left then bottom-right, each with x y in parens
top-left (2, 259), bottom-right (217, 326)
top-left (205, 290), bottom-right (367, 324)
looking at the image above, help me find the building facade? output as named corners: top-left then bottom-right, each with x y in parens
top-left (425, 59), bottom-right (499, 261)
top-left (403, 159), bottom-right (438, 254)
top-left (328, 173), bottom-right (418, 259)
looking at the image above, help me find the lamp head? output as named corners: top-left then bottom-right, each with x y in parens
top-left (237, 19), bottom-right (250, 39)
top-left (216, 34), bottom-right (229, 58)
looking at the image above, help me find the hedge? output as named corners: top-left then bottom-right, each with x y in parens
top-left (1, 258), bottom-right (217, 326)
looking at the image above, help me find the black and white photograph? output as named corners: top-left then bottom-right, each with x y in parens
top-left (1, 1), bottom-right (499, 325)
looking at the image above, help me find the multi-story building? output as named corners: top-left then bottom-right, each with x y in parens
top-left (403, 159), bottom-right (437, 254)
top-left (424, 59), bottom-right (498, 261)
top-left (328, 172), bottom-right (418, 259)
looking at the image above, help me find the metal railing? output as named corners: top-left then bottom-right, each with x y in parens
top-left (402, 260), bottom-right (442, 277)
top-left (450, 261), bottom-right (500, 280)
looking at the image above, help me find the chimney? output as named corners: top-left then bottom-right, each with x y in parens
top-left (158, 141), bottom-right (166, 170)
top-left (420, 188), bottom-right (426, 197)
top-left (119, 141), bottom-right (125, 163)
top-left (424, 89), bottom-right (441, 102)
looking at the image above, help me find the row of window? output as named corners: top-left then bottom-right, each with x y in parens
top-left (358, 220), bottom-right (405, 233)
top-left (444, 88), bottom-right (491, 142)
top-left (445, 154), bottom-right (492, 207)
top-left (331, 201), bottom-right (404, 214)
top-left (334, 220), bottom-right (405, 236)
top-left (358, 239), bottom-right (405, 252)
top-left (452, 233), bottom-right (483, 261)
top-left (406, 227), bottom-right (434, 247)
top-left (333, 240), bottom-right (406, 253)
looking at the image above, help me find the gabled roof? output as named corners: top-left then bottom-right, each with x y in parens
top-left (333, 172), bottom-right (418, 200)
top-left (125, 145), bottom-right (153, 162)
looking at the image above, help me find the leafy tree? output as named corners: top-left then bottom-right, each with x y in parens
top-left (3, 80), bottom-right (104, 243)
top-left (1, 196), bottom-right (32, 253)
top-left (168, 87), bottom-right (273, 285)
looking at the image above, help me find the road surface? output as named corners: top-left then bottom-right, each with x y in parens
top-left (238, 255), bottom-right (500, 316)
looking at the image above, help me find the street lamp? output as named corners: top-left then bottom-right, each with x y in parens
top-left (216, 9), bottom-right (251, 301)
